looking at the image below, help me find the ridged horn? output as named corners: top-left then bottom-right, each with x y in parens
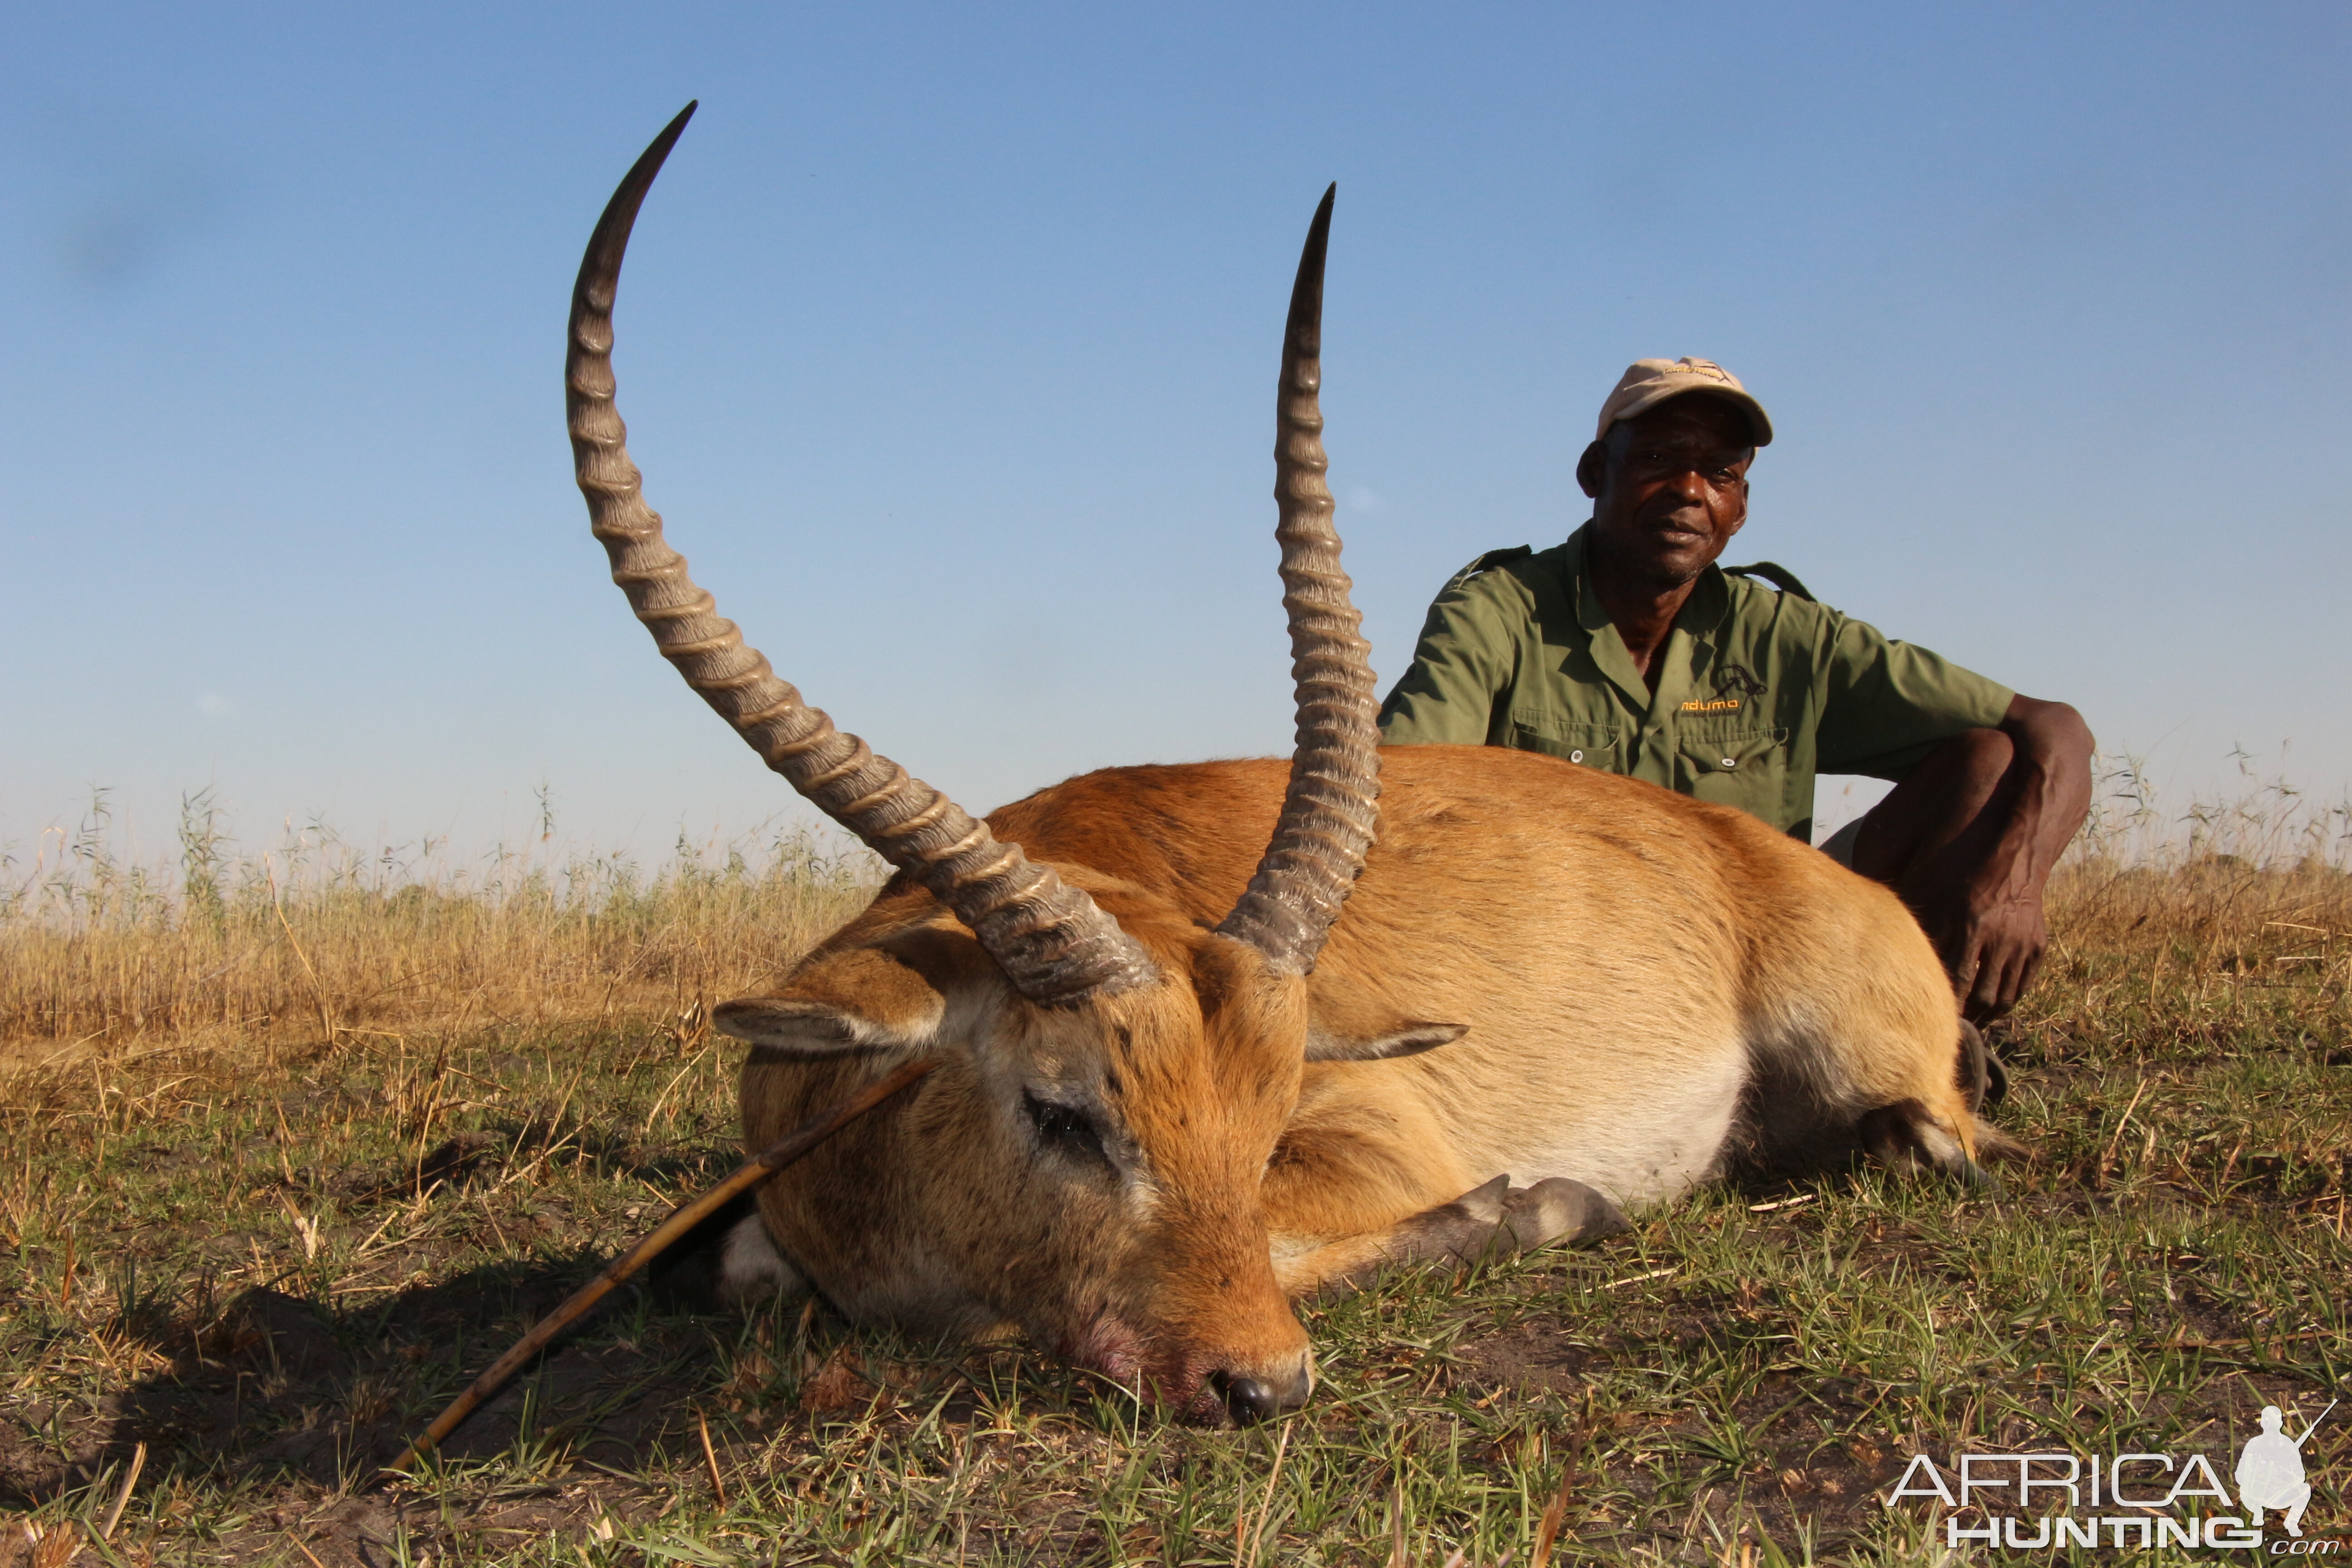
top-left (1215, 186), bottom-right (1382, 975)
top-left (566, 104), bottom-right (1158, 1005)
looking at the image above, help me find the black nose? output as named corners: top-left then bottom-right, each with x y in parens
top-left (1218, 1374), bottom-right (1278, 1424)
top-left (1212, 1365), bottom-right (1311, 1425)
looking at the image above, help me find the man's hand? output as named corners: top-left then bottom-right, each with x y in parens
top-left (1855, 695), bottom-right (2093, 1024)
top-left (1926, 696), bottom-right (2092, 1023)
top-left (1915, 861), bottom-right (2052, 1024)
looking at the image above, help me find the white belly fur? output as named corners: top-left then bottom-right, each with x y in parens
top-left (1475, 1049), bottom-right (1747, 1210)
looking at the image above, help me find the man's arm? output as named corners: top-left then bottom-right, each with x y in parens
top-left (1917, 694), bottom-right (2095, 1021)
top-left (1376, 571), bottom-right (1520, 745)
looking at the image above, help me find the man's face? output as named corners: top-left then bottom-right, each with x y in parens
top-left (1578, 396), bottom-right (1755, 588)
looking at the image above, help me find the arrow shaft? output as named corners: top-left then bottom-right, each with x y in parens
top-left (383, 1054), bottom-right (936, 1479)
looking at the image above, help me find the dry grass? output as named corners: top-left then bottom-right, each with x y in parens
top-left (1, 792), bottom-right (877, 1062)
top-left (0, 763), bottom-right (2346, 1565)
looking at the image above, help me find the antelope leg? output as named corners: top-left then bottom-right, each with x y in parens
top-left (1272, 1175), bottom-right (1628, 1297)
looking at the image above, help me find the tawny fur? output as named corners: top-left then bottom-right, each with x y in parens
top-left (719, 745), bottom-right (2004, 1419)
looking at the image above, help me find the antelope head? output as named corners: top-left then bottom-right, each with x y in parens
top-left (567, 105), bottom-right (1409, 1423)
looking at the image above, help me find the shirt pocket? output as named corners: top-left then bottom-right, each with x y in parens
top-left (1675, 727), bottom-right (1792, 814)
top-left (1507, 710), bottom-right (1624, 770)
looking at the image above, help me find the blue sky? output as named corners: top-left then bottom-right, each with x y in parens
top-left (6, 4), bottom-right (2349, 869)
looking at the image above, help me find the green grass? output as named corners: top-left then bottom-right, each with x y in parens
top-left (1, 829), bottom-right (2347, 1564)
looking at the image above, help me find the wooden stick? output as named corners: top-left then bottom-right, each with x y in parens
top-left (698, 1407), bottom-right (729, 1509)
top-left (98, 1440), bottom-right (146, 1540)
top-left (384, 1056), bottom-right (936, 1478)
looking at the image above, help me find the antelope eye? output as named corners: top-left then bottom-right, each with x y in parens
top-left (1022, 1090), bottom-right (1109, 1166)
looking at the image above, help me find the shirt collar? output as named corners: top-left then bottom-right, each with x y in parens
top-left (1560, 523), bottom-right (1735, 715)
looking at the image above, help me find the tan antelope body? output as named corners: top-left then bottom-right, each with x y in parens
top-left (567, 108), bottom-right (2007, 1425)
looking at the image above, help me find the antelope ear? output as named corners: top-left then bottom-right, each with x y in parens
top-left (1304, 1020), bottom-right (1467, 1062)
top-left (1308, 973), bottom-right (1467, 1062)
top-left (1304, 980), bottom-right (1469, 1061)
top-left (715, 944), bottom-right (948, 1057)
top-left (1308, 987), bottom-right (1467, 1062)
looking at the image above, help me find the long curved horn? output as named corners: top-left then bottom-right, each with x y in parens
top-left (567, 104), bottom-right (1157, 1005)
top-left (1215, 187), bottom-right (1382, 975)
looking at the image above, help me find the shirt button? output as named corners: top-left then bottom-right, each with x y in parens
top-left (1570, 749), bottom-right (1583, 763)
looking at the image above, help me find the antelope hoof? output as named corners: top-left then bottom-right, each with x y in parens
top-left (1959, 1157), bottom-right (2008, 1198)
top-left (1857, 1099), bottom-right (2014, 1196)
top-left (1454, 1172), bottom-right (1513, 1225)
top-left (1500, 1177), bottom-right (1630, 1252)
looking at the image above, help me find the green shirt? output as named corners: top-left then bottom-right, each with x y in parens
top-left (1377, 524), bottom-right (2014, 842)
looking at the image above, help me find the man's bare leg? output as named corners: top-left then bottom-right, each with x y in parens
top-left (1845, 732), bottom-right (2016, 1093)
top-left (1835, 727), bottom-right (2014, 1104)
top-left (1846, 727), bottom-right (2017, 893)
top-left (1837, 695), bottom-right (2093, 1029)
top-left (1822, 700), bottom-right (2092, 1103)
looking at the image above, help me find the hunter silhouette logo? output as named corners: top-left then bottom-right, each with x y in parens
top-left (2239, 1401), bottom-right (2332, 1537)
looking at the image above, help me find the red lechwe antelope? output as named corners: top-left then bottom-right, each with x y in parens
top-left (567, 106), bottom-right (2014, 1426)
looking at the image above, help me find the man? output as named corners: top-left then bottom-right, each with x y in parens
top-left (1379, 358), bottom-right (2093, 1048)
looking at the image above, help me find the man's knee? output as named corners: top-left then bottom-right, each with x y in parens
top-left (1847, 727), bottom-right (2016, 882)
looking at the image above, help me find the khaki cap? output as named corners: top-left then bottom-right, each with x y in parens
top-left (1595, 358), bottom-right (1773, 447)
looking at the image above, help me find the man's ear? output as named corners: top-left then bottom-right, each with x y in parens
top-left (715, 943), bottom-right (949, 1057)
top-left (1304, 977), bottom-right (1469, 1062)
top-left (1575, 439), bottom-right (1608, 500)
top-left (1721, 474), bottom-right (1749, 540)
